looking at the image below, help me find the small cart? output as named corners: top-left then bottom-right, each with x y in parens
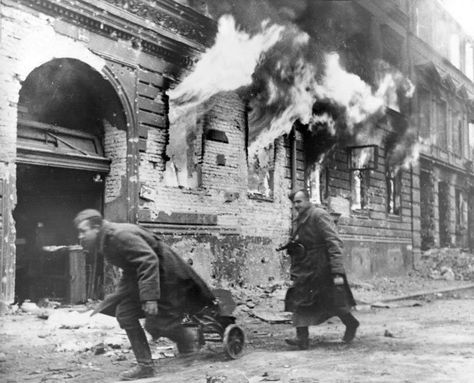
top-left (184, 288), bottom-right (246, 359)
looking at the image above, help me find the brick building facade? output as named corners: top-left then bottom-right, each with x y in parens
top-left (0, 0), bottom-right (473, 304)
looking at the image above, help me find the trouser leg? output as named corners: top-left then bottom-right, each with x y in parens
top-left (285, 326), bottom-right (309, 350)
top-left (115, 299), bottom-right (155, 381)
top-left (338, 312), bottom-right (359, 343)
top-left (125, 327), bottom-right (153, 366)
top-left (144, 311), bottom-right (199, 354)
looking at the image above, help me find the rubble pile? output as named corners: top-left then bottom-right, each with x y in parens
top-left (224, 282), bottom-right (289, 318)
top-left (417, 248), bottom-right (474, 281)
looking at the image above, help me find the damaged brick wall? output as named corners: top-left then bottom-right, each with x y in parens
top-left (308, 138), bottom-right (419, 278)
top-left (138, 91), bottom-right (292, 287)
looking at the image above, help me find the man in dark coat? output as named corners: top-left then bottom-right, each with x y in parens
top-left (283, 190), bottom-right (359, 349)
top-left (74, 209), bottom-right (216, 381)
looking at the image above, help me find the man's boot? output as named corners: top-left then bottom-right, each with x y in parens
top-left (339, 313), bottom-right (359, 343)
top-left (120, 328), bottom-right (155, 381)
top-left (285, 326), bottom-right (309, 350)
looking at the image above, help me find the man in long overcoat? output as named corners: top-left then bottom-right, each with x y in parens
top-left (74, 209), bottom-right (216, 381)
top-left (283, 190), bottom-right (359, 349)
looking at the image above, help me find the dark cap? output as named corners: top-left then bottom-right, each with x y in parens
top-left (73, 209), bottom-right (103, 227)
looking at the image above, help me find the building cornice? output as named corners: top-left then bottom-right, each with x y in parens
top-left (409, 33), bottom-right (474, 97)
top-left (419, 151), bottom-right (473, 176)
top-left (15, 0), bottom-right (217, 67)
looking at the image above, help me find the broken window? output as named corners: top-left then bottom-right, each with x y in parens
top-left (381, 25), bottom-right (403, 70)
top-left (469, 122), bottom-right (474, 159)
top-left (164, 106), bottom-right (203, 188)
top-left (452, 113), bottom-right (463, 157)
top-left (351, 169), bottom-right (370, 211)
top-left (415, 4), bottom-right (432, 44)
top-left (420, 170), bottom-right (436, 250)
top-left (386, 168), bottom-right (402, 215)
top-left (436, 100), bottom-right (447, 150)
top-left (305, 162), bottom-right (328, 205)
top-left (248, 142), bottom-right (275, 199)
top-left (348, 146), bottom-right (377, 211)
top-left (418, 88), bottom-right (431, 141)
top-left (455, 188), bottom-right (467, 233)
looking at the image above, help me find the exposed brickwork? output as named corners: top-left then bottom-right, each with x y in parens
top-left (138, 91), bottom-right (292, 285)
top-left (103, 121), bottom-right (127, 204)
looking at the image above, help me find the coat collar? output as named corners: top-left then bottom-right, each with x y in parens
top-left (96, 220), bottom-right (113, 255)
top-left (292, 205), bottom-right (313, 236)
top-left (295, 204), bottom-right (313, 224)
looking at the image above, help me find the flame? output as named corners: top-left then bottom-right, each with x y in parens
top-left (167, 15), bottom-right (283, 123)
top-left (164, 10), bottom-right (419, 177)
top-left (357, 147), bottom-right (372, 169)
top-left (318, 53), bottom-right (385, 130)
top-left (248, 57), bottom-right (317, 160)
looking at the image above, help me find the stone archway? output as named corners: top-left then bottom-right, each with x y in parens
top-left (14, 58), bottom-right (129, 303)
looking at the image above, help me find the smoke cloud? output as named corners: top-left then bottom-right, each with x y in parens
top-left (166, 0), bottom-right (419, 178)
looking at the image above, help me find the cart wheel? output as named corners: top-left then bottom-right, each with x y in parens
top-left (223, 324), bottom-right (245, 359)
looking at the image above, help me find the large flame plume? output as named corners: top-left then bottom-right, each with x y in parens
top-left (166, 0), bottom-right (419, 182)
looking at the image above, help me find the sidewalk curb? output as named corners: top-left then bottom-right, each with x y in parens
top-left (375, 282), bottom-right (474, 304)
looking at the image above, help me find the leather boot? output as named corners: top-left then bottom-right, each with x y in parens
top-left (285, 327), bottom-right (309, 350)
top-left (339, 313), bottom-right (360, 343)
top-left (120, 328), bottom-right (155, 381)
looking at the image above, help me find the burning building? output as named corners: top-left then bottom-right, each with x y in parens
top-left (0, 0), bottom-right (473, 305)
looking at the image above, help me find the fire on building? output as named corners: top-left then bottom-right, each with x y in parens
top-left (0, 0), bottom-right (473, 306)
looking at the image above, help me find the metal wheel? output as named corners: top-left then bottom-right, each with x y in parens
top-left (222, 324), bottom-right (245, 359)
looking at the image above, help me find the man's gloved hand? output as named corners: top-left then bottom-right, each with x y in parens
top-left (333, 275), bottom-right (344, 286)
top-left (142, 300), bottom-right (158, 315)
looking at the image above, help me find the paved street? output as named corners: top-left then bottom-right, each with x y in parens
top-left (1, 286), bottom-right (474, 383)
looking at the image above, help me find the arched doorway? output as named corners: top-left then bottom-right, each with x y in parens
top-left (14, 58), bottom-right (128, 304)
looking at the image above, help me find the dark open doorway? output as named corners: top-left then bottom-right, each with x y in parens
top-left (13, 57), bottom-right (128, 304)
top-left (14, 165), bottom-right (105, 304)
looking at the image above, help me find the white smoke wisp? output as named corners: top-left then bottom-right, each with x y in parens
top-left (317, 53), bottom-right (385, 131)
top-left (167, 15), bottom-right (284, 124)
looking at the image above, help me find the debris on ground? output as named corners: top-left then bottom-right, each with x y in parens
top-left (206, 369), bottom-right (249, 383)
top-left (249, 309), bottom-right (292, 324)
top-left (417, 248), bottom-right (474, 281)
top-left (92, 342), bottom-right (107, 355)
top-left (151, 344), bottom-right (176, 360)
top-left (20, 300), bottom-right (40, 314)
top-left (371, 300), bottom-right (423, 309)
top-left (37, 298), bottom-right (61, 309)
top-left (384, 329), bottom-right (395, 338)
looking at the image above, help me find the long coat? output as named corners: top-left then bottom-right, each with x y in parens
top-left (92, 221), bottom-right (215, 320)
top-left (285, 205), bottom-right (355, 319)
